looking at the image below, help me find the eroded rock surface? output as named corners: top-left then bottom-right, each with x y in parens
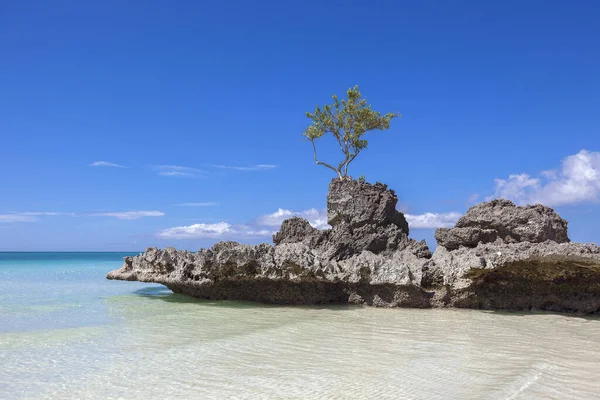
top-left (327, 179), bottom-right (409, 234)
top-left (108, 179), bottom-right (433, 307)
top-left (108, 180), bottom-right (600, 314)
top-left (429, 199), bottom-right (600, 313)
top-left (435, 199), bottom-right (569, 250)
top-left (430, 241), bottom-right (600, 290)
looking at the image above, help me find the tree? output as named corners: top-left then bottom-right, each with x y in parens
top-left (302, 85), bottom-right (400, 179)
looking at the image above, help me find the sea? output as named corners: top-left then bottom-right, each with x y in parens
top-left (1, 252), bottom-right (599, 400)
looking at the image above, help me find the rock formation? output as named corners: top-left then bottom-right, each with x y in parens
top-left (435, 199), bottom-right (569, 251)
top-left (429, 199), bottom-right (600, 313)
top-left (108, 179), bottom-right (434, 307)
top-left (107, 179), bottom-right (600, 314)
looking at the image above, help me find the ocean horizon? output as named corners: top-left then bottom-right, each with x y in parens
top-left (1, 251), bottom-right (600, 399)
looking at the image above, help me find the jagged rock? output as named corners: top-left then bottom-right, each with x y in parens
top-left (108, 178), bottom-right (433, 307)
top-left (429, 198), bottom-right (600, 313)
top-left (431, 240), bottom-right (600, 289)
top-left (327, 178), bottom-right (409, 234)
top-left (430, 241), bottom-right (600, 313)
top-left (108, 178), bottom-right (600, 314)
top-left (314, 222), bottom-right (415, 261)
top-left (455, 255), bottom-right (600, 313)
top-left (436, 199), bottom-right (569, 250)
top-left (107, 240), bottom-right (433, 307)
top-left (435, 227), bottom-right (498, 251)
top-left (273, 217), bottom-right (316, 245)
top-left (275, 180), bottom-right (418, 261)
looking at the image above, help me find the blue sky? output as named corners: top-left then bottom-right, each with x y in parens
top-left (1, 0), bottom-right (599, 251)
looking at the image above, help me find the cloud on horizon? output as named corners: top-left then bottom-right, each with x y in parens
top-left (151, 163), bottom-right (275, 177)
top-left (89, 161), bottom-right (125, 168)
top-left (0, 214), bottom-right (38, 223)
top-left (174, 202), bottom-right (219, 207)
top-left (0, 211), bottom-right (76, 223)
top-left (0, 210), bottom-right (164, 222)
top-left (157, 222), bottom-right (273, 239)
top-left (405, 212), bottom-right (462, 229)
top-left (158, 206), bottom-right (466, 239)
top-left (88, 211), bottom-right (165, 220)
top-left (210, 164), bottom-right (277, 171)
top-left (153, 165), bottom-right (205, 178)
top-left (157, 207), bottom-right (327, 240)
top-left (18, 212), bottom-right (67, 216)
top-left (255, 208), bottom-right (329, 229)
top-left (489, 149), bottom-right (600, 207)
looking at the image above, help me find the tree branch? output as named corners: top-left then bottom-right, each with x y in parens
top-left (338, 148), bottom-right (350, 175)
top-left (311, 139), bottom-right (342, 178)
top-left (344, 150), bottom-right (360, 176)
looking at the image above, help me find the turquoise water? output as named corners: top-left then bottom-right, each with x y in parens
top-left (0, 252), bottom-right (146, 333)
top-left (2, 252), bottom-right (600, 399)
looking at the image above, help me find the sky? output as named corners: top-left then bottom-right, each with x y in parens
top-left (1, 0), bottom-right (599, 251)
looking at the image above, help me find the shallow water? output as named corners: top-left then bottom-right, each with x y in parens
top-left (1, 253), bottom-right (599, 399)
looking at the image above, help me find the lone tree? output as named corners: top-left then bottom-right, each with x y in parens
top-left (302, 85), bottom-right (400, 179)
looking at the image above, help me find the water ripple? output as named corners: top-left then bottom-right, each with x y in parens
top-left (2, 292), bottom-right (600, 399)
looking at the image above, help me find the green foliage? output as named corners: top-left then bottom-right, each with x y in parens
top-left (358, 175), bottom-right (366, 183)
top-left (302, 85), bottom-right (400, 178)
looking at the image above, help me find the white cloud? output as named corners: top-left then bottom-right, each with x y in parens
top-left (490, 173), bottom-right (541, 203)
top-left (0, 214), bottom-right (37, 223)
top-left (154, 165), bottom-right (204, 178)
top-left (405, 212), bottom-right (462, 229)
top-left (174, 202), bottom-right (219, 207)
top-left (256, 208), bottom-right (329, 229)
top-left (158, 171), bottom-right (196, 178)
top-left (211, 164), bottom-right (277, 171)
top-left (155, 165), bottom-right (202, 172)
top-left (89, 211), bottom-right (165, 220)
top-left (19, 212), bottom-right (74, 216)
top-left (244, 229), bottom-right (274, 236)
top-left (157, 222), bottom-right (275, 239)
top-left (152, 163), bottom-right (275, 176)
top-left (540, 169), bottom-right (557, 179)
top-left (490, 150), bottom-right (600, 206)
top-left (157, 207), bottom-right (327, 240)
top-left (0, 211), bottom-right (74, 223)
top-left (89, 161), bottom-right (125, 168)
top-left (158, 222), bottom-right (233, 239)
top-left (1, 210), bottom-right (165, 222)
top-left (158, 206), bottom-right (463, 240)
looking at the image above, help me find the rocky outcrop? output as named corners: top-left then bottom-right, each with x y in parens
top-left (327, 179), bottom-right (409, 234)
top-left (273, 180), bottom-right (421, 262)
top-left (454, 255), bottom-right (600, 313)
top-left (430, 241), bottom-right (600, 289)
top-left (435, 199), bottom-right (569, 250)
top-left (107, 179), bottom-right (600, 314)
top-left (109, 240), bottom-right (433, 307)
top-left (273, 217), bottom-right (316, 245)
top-left (429, 199), bottom-right (600, 313)
top-left (108, 179), bottom-right (434, 307)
